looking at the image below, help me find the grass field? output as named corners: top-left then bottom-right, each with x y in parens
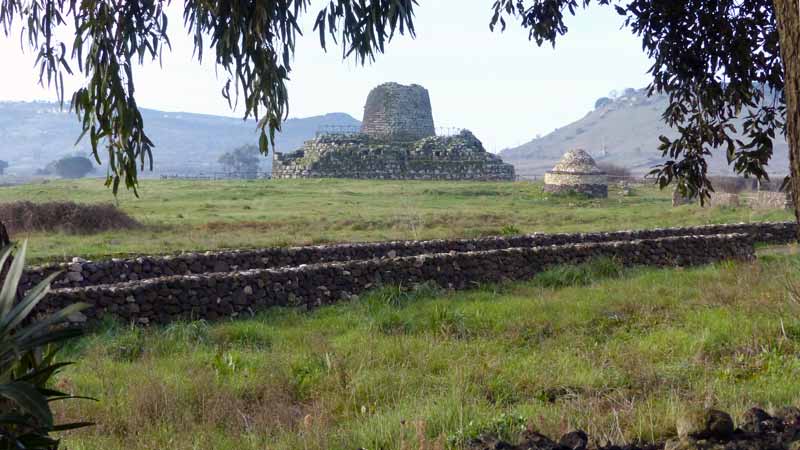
top-left (5, 178), bottom-right (799, 449)
top-left (0, 178), bottom-right (792, 262)
top-left (52, 254), bottom-right (800, 449)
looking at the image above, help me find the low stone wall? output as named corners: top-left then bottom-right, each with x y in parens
top-left (706, 192), bottom-right (740, 208)
top-left (21, 221), bottom-right (798, 293)
top-left (543, 182), bottom-right (608, 198)
top-left (39, 234), bottom-right (754, 325)
top-left (750, 191), bottom-right (793, 210)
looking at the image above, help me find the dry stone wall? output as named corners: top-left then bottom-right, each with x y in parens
top-left (38, 234), bottom-right (754, 326)
top-left (272, 131), bottom-right (515, 181)
top-left (21, 221), bottom-right (798, 295)
top-left (360, 83), bottom-right (436, 141)
top-left (707, 192), bottom-right (741, 208)
top-left (750, 191), bottom-right (793, 210)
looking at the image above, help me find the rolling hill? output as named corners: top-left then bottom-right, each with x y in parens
top-left (500, 89), bottom-right (790, 178)
top-left (0, 101), bottom-right (360, 176)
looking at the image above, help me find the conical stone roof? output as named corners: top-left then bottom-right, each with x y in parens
top-left (543, 149), bottom-right (608, 198)
top-left (550, 149), bottom-right (605, 175)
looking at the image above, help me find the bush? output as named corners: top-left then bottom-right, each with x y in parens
top-left (52, 156), bottom-right (94, 179)
top-left (0, 201), bottom-right (141, 235)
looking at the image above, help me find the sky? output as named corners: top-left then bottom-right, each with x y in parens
top-left (0, 1), bottom-right (653, 152)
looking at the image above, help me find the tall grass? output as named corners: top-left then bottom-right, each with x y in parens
top-left (51, 255), bottom-right (800, 449)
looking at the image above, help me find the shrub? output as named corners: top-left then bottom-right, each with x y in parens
top-left (0, 241), bottom-right (92, 449)
top-left (500, 224), bottom-right (521, 236)
top-left (0, 201), bottom-right (141, 235)
top-left (52, 156), bottom-right (94, 179)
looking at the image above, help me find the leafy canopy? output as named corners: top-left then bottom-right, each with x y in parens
top-left (218, 144), bottom-right (261, 177)
top-left (489, 0), bottom-right (786, 200)
top-left (53, 155), bottom-right (94, 179)
top-left (0, 0), bottom-right (417, 194)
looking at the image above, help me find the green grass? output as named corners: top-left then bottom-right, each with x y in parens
top-left (0, 178), bottom-right (791, 262)
top-left (52, 254), bottom-right (800, 449)
top-left (6, 178), bottom-right (797, 448)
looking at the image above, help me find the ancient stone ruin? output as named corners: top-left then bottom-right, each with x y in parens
top-left (272, 82), bottom-right (515, 181)
top-left (543, 149), bottom-right (608, 197)
top-left (360, 82), bottom-right (436, 141)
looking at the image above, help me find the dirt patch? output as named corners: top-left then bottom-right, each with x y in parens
top-left (0, 201), bottom-right (141, 235)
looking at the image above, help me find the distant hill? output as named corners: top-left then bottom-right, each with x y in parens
top-left (0, 101), bottom-right (360, 176)
top-left (500, 89), bottom-right (790, 177)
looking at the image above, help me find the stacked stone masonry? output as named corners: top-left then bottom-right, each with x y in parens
top-left (544, 149), bottom-right (608, 198)
top-left (272, 131), bottom-right (515, 181)
top-left (38, 234), bottom-right (754, 326)
top-left (359, 83), bottom-right (436, 141)
top-left (272, 82), bottom-right (516, 181)
top-left (22, 221), bottom-right (798, 296)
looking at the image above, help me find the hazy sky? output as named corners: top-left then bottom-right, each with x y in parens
top-left (0, 1), bottom-right (653, 152)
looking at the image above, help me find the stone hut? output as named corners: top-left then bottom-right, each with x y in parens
top-left (360, 83), bottom-right (436, 141)
top-left (273, 82), bottom-right (515, 181)
top-left (544, 149), bottom-right (608, 197)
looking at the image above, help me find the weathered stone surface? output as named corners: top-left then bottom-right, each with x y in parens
top-left (20, 220), bottom-right (797, 295)
top-left (273, 82), bottom-right (515, 181)
top-left (706, 192), bottom-right (740, 208)
top-left (273, 130), bottom-right (515, 181)
top-left (544, 149), bottom-right (608, 198)
top-left (470, 407), bottom-right (800, 450)
top-left (360, 82), bottom-right (435, 141)
top-left (34, 233), bottom-right (754, 326)
top-left (750, 191), bottom-right (793, 210)
top-left (559, 430), bottom-right (588, 450)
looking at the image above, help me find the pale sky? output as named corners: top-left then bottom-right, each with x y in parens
top-left (0, 1), bottom-right (653, 152)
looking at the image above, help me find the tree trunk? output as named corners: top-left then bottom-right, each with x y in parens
top-left (775, 0), bottom-right (800, 232)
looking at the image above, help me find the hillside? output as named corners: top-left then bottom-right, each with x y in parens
top-left (500, 89), bottom-right (790, 177)
top-left (0, 101), bottom-right (360, 176)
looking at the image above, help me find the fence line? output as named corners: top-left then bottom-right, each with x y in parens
top-left (158, 171), bottom-right (272, 181)
top-left (314, 125), bottom-right (466, 138)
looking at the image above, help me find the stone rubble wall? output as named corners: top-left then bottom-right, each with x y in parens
top-left (272, 132), bottom-right (516, 181)
top-left (750, 191), bottom-right (793, 210)
top-left (543, 183), bottom-right (609, 198)
top-left (706, 192), bottom-right (741, 207)
top-left (39, 234), bottom-right (754, 326)
top-left (359, 83), bottom-right (436, 141)
top-left (21, 221), bottom-right (798, 294)
top-left (543, 172), bottom-right (608, 186)
top-left (543, 172), bottom-right (609, 198)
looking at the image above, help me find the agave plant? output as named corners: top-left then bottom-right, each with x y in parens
top-left (0, 241), bottom-right (91, 450)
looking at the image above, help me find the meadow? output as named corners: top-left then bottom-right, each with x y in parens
top-left (0, 178), bottom-right (792, 262)
top-left (53, 255), bottom-right (800, 449)
top-left (3, 178), bottom-right (799, 449)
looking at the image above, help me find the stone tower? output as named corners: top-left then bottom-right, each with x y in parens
top-left (360, 82), bottom-right (436, 141)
